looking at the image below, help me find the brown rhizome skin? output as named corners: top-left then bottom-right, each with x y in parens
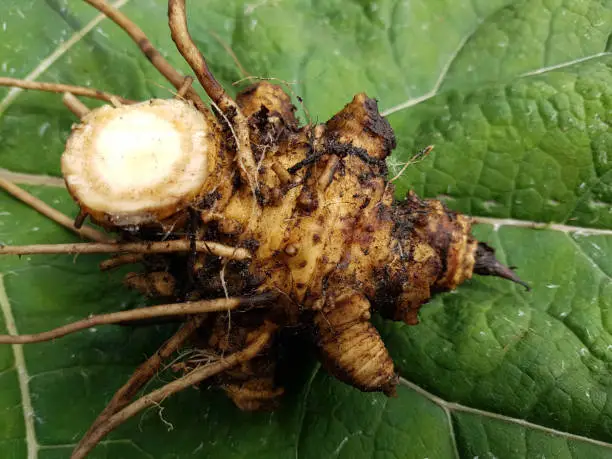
top-left (0, 1), bottom-right (528, 457)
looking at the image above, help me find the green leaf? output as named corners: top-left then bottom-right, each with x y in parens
top-left (1, 0), bottom-right (611, 458)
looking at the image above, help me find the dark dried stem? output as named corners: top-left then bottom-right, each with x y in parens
top-left (71, 326), bottom-right (274, 459)
top-left (73, 208), bottom-right (89, 229)
top-left (473, 242), bottom-right (530, 291)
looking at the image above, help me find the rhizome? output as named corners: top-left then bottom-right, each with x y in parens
top-left (0, 1), bottom-right (527, 457)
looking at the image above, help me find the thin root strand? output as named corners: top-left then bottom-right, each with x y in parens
top-left (0, 177), bottom-right (110, 243)
top-left (62, 92), bottom-right (91, 119)
top-left (168, 0), bottom-right (260, 191)
top-left (209, 30), bottom-right (250, 78)
top-left (84, 0), bottom-right (207, 112)
top-left (84, 316), bottom-right (205, 436)
top-left (0, 240), bottom-right (251, 260)
top-left (175, 76), bottom-right (194, 99)
top-left (0, 294), bottom-right (274, 344)
top-left (99, 253), bottom-right (145, 271)
top-left (71, 326), bottom-right (274, 459)
top-left (168, 0), bottom-right (226, 106)
top-left (389, 145), bottom-right (434, 183)
top-left (0, 77), bottom-right (133, 105)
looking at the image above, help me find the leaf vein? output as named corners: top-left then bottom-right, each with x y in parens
top-left (399, 377), bottom-right (612, 450)
top-left (520, 52), bottom-right (612, 78)
top-left (0, 275), bottom-right (38, 459)
top-left (380, 30), bottom-right (470, 117)
top-left (473, 217), bottom-right (612, 236)
top-left (294, 363), bottom-right (320, 459)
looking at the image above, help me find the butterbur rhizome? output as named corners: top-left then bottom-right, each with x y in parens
top-left (0, 1), bottom-right (528, 457)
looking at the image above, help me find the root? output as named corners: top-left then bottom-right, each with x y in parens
top-left (271, 162), bottom-right (294, 186)
top-left (71, 325), bottom-right (275, 459)
top-left (83, 0), bottom-right (207, 113)
top-left (175, 76), bottom-right (194, 99)
top-left (83, 316), bottom-right (205, 438)
top-left (168, 0), bottom-right (259, 191)
top-left (99, 253), bottom-right (145, 271)
top-left (72, 209), bottom-right (89, 229)
top-left (0, 294), bottom-right (273, 344)
top-left (167, 0), bottom-right (226, 108)
top-left (62, 93), bottom-right (91, 119)
top-left (389, 145), bottom-right (434, 183)
top-left (0, 77), bottom-right (133, 105)
top-left (209, 30), bottom-right (250, 78)
top-left (0, 177), bottom-right (110, 243)
top-left (0, 240), bottom-right (251, 259)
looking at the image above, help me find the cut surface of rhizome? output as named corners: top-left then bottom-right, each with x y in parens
top-left (61, 99), bottom-right (217, 227)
